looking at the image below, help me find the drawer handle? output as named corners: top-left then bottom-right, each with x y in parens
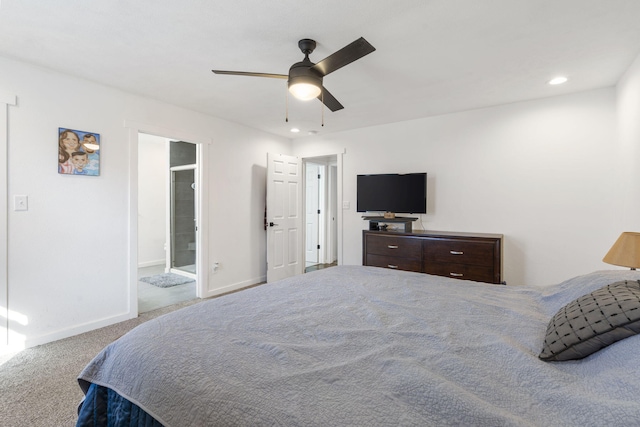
top-left (450, 272), bottom-right (464, 277)
top-left (387, 264), bottom-right (399, 269)
top-left (450, 251), bottom-right (464, 255)
top-left (388, 245), bottom-right (399, 249)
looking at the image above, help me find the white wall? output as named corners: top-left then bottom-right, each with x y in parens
top-left (138, 134), bottom-right (168, 267)
top-left (1, 56), bottom-right (291, 348)
top-left (294, 88), bottom-right (629, 286)
top-left (616, 53), bottom-right (640, 228)
top-left (4, 49), bottom-right (639, 349)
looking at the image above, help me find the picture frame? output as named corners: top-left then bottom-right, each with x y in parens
top-left (58, 127), bottom-right (101, 176)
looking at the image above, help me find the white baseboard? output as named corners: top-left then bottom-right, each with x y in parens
top-left (201, 275), bottom-right (266, 299)
top-left (138, 259), bottom-right (165, 268)
top-left (14, 275), bottom-right (265, 350)
top-left (20, 311), bottom-right (136, 350)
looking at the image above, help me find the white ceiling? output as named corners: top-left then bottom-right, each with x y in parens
top-left (1, 0), bottom-right (640, 139)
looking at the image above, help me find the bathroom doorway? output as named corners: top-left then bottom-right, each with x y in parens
top-left (137, 134), bottom-right (197, 313)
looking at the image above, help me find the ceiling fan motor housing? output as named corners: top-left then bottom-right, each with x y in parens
top-left (288, 38), bottom-right (322, 96)
top-left (288, 59), bottom-right (323, 89)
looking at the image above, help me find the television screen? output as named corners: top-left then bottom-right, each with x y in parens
top-left (357, 173), bottom-right (427, 214)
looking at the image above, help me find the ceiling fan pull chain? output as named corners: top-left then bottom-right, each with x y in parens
top-left (285, 88), bottom-right (289, 122)
top-left (321, 91), bottom-right (324, 127)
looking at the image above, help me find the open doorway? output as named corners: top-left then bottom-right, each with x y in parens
top-left (137, 134), bottom-right (197, 313)
top-left (304, 156), bottom-right (338, 273)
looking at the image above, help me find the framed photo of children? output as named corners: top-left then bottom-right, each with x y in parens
top-left (58, 127), bottom-right (100, 176)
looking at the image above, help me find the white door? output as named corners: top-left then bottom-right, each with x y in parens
top-left (305, 163), bottom-right (320, 265)
top-left (329, 165), bottom-right (338, 263)
top-left (267, 153), bottom-right (303, 282)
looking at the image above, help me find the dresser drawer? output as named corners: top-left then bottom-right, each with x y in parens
top-left (423, 239), bottom-right (496, 267)
top-left (362, 229), bottom-right (503, 284)
top-left (365, 234), bottom-right (422, 259)
top-left (365, 254), bottom-right (422, 273)
top-left (424, 263), bottom-right (495, 283)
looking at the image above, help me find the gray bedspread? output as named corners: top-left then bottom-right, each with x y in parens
top-left (78, 266), bottom-right (640, 426)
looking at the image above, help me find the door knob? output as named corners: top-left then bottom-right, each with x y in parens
top-left (269, 222), bottom-right (279, 227)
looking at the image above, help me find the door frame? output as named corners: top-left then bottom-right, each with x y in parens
top-left (1, 94), bottom-right (16, 349)
top-left (304, 160), bottom-right (334, 266)
top-left (304, 162), bottom-right (322, 266)
top-left (299, 150), bottom-right (344, 268)
top-left (126, 121), bottom-right (210, 314)
top-left (327, 164), bottom-right (338, 263)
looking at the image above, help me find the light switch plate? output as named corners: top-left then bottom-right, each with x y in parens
top-left (342, 201), bottom-right (350, 210)
top-left (14, 195), bottom-right (28, 211)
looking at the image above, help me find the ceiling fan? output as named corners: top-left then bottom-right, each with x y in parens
top-left (212, 37), bottom-right (376, 112)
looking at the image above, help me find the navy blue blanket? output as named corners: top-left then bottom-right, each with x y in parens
top-left (77, 383), bottom-right (163, 427)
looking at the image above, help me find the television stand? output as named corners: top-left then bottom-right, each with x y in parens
top-left (362, 216), bottom-right (418, 233)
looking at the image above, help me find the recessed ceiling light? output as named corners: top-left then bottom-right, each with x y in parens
top-left (290, 128), bottom-right (300, 133)
top-left (548, 76), bottom-right (568, 85)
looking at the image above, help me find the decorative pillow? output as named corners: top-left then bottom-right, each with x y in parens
top-left (539, 280), bottom-right (640, 361)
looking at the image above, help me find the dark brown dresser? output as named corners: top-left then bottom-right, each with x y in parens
top-left (362, 230), bottom-right (503, 284)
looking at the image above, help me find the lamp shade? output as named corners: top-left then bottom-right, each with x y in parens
top-left (603, 232), bottom-right (640, 269)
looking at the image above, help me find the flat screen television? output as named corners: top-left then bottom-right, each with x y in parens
top-left (357, 173), bottom-right (427, 214)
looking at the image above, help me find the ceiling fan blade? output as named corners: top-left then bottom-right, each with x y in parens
top-left (318, 86), bottom-right (344, 112)
top-left (212, 70), bottom-right (288, 79)
top-left (310, 37), bottom-right (376, 77)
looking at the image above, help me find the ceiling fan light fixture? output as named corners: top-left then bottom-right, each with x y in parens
top-left (289, 83), bottom-right (321, 100)
top-left (288, 76), bottom-right (322, 101)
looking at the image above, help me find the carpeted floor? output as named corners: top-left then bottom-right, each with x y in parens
top-left (0, 298), bottom-right (202, 427)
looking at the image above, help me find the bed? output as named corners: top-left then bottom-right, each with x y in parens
top-left (76, 266), bottom-right (640, 426)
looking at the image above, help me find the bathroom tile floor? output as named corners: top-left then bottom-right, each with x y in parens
top-left (138, 264), bottom-right (197, 313)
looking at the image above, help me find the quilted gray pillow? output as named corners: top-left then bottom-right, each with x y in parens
top-left (539, 280), bottom-right (640, 361)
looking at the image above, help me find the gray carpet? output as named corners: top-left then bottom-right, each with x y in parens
top-left (0, 298), bottom-right (202, 427)
top-left (139, 272), bottom-right (194, 288)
